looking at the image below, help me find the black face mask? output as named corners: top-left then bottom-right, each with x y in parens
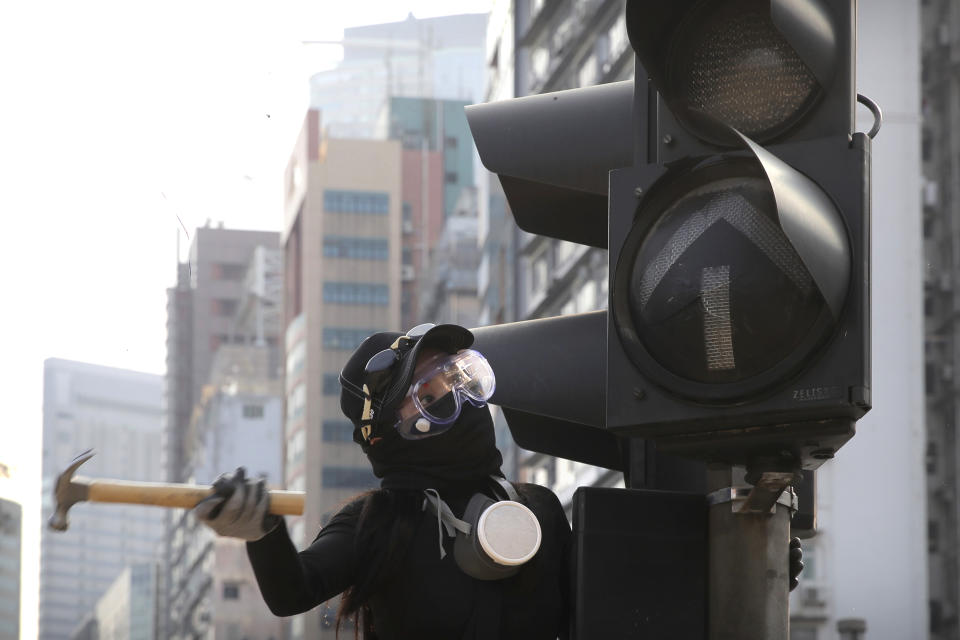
top-left (363, 403), bottom-right (504, 491)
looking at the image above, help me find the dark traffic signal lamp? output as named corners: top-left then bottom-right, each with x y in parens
top-left (610, 0), bottom-right (869, 468)
top-left (468, 0), bottom-right (871, 472)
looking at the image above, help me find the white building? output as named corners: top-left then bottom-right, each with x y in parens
top-left (39, 360), bottom-right (164, 640)
top-left (89, 563), bottom-right (158, 640)
top-left (0, 498), bottom-right (20, 640)
top-left (793, 2), bottom-right (927, 639)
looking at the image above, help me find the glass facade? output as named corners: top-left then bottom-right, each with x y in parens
top-left (323, 282), bottom-right (389, 305)
top-left (322, 374), bottom-right (341, 395)
top-left (322, 419), bottom-right (356, 442)
top-left (323, 190), bottom-right (389, 215)
top-left (323, 235), bottom-right (389, 260)
top-left (322, 328), bottom-right (379, 351)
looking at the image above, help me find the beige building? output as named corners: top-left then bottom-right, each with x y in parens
top-left (282, 110), bottom-right (402, 638)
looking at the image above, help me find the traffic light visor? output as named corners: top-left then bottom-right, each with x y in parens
top-left (613, 151), bottom-right (850, 403)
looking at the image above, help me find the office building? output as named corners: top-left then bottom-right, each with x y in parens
top-left (77, 563), bottom-right (158, 640)
top-left (379, 95), bottom-right (480, 328)
top-left (39, 360), bottom-right (164, 640)
top-left (282, 109), bottom-right (402, 638)
top-left (161, 226), bottom-right (280, 637)
top-left (921, 0), bottom-right (960, 637)
top-left (310, 13), bottom-right (487, 140)
top-left (0, 498), bottom-right (20, 640)
top-left (166, 343), bottom-right (283, 640)
top-left (164, 226), bottom-right (281, 485)
top-left (420, 188), bottom-right (482, 328)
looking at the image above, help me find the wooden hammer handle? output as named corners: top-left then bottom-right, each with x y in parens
top-left (82, 478), bottom-right (305, 515)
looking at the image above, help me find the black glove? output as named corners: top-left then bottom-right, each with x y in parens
top-left (789, 537), bottom-right (804, 591)
top-left (194, 467), bottom-right (281, 541)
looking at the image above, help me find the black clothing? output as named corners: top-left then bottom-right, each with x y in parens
top-left (246, 482), bottom-right (570, 639)
top-left (367, 403), bottom-right (505, 490)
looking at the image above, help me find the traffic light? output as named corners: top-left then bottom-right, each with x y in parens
top-left (468, 0), bottom-right (871, 471)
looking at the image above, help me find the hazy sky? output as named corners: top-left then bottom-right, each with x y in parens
top-left (0, 1), bottom-right (493, 635)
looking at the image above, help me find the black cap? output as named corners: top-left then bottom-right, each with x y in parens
top-left (339, 324), bottom-right (474, 440)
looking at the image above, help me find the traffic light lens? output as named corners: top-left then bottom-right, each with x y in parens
top-left (669, 0), bottom-right (820, 143)
top-left (625, 175), bottom-right (832, 395)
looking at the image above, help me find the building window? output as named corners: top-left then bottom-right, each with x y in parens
top-left (323, 328), bottom-right (377, 350)
top-left (790, 628), bottom-right (817, 640)
top-left (929, 520), bottom-right (940, 553)
top-left (213, 263), bottom-right (246, 281)
top-left (322, 466), bottom-right (378, 489)
top-left (211, 298), bottom-right (239, 317)
top-left (322, 420), bottom-right (355, 442)
top-left (445, 171), bottom-right (459, 184)
top-left (323, 282), bottom-right (389, 306)
top-left (530, 251), bottom-right (550, 298)
top-left (444, 136), bottom-right (458, 149)
top-left (926, 362), bottom-right (938, 395)
top-left (286, 428), bottom-right (305, 468)
top-left (287, 383), bottom-right (306, 422)
top-left (222, 582), bottom-right (240, 600)
top-left (324, 190), bottom-right (389, 215)
top-left (402, 202), bottom-right (415, 234)
top-left (927, 441), bottom-right (938, 474)
top-left (242, 404), bottom-right (264, 419)
top-left (323, 374), bottom-right (341, 395)
top-left (931, 599), bottom-right (944, 633)
top-left (323, 236), bottom-right (389, 260)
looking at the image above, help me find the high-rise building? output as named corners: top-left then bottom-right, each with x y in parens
top-left (76, 563), bottom-right (158, 640)
top-left (309, 13), bottom-right (488, 140)
top-left (921, 0), bottom-right (960, 637)
top-left (420, 188), bottom-right (482, 328)
top-left (0, 498), bottom-right (20, 640)
top-left (379, 95), bottom-right (480, 328)
top-left (282, 109), bottom-right (402, 638)
top-left (39, 359), bottom-right (164, 640)
top-left (164, 226), bottom-right (281, 485)
top-left (167, 344), bottom-right (283, 640)
top-left (786, 3), bottom-right (927, 639)
top-left (161, 227), bottom-right (281, 638)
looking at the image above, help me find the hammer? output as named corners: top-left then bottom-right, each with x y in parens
top-left (49, 449), bottom-right (304, 531)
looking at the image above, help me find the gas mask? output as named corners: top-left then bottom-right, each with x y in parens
top-left (423, 476), bottom-right (542, 581)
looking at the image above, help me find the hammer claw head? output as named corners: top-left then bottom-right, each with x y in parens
top-left (49, 449), bottom-right (95, 532)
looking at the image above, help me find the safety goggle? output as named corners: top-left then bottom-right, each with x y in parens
top-left (394, 349), bottom-right (496, 439)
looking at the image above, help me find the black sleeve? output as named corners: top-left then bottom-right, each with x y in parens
top-left (245, 500), bottom-right (363, 617)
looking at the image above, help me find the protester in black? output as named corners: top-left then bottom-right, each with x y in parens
top-left (196, 324), bottom-right (571, 639)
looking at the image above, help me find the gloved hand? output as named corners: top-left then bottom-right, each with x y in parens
top-left (789, 537), bottom-right (804, 591)
top-left (194, 467), bottom-right (281, 541)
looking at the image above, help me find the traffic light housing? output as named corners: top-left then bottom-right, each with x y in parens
top-left (468, 0), bottom-right (870, 471)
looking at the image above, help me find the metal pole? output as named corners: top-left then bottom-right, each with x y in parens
top-left (707, 465), bottom-right (798, 640)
